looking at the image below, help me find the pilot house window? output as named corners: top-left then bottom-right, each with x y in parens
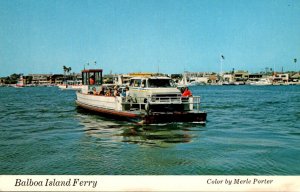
top-left (130, 79), bottom-right (141, 87)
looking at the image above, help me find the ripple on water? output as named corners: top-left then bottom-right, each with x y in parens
top-left (0, 86), bottom-right (300, 175)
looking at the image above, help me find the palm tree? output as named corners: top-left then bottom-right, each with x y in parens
top-left (63, 65), bottom-right (67, 76)
top-left (63, 66), bottom-right (72, 76)
top-left (67, 67), bottom-right (72, 74)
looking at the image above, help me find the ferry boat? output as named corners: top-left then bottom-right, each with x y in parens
top-left (75, 69), bottom-right (207, 125)
top-left (58, 80), bottom-right (82, 90)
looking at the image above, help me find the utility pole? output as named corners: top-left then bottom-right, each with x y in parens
top-left (220, 54), bottom-right (225, 82)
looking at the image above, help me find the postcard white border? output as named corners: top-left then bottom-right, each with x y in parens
top-left (1, 175), bottom-right (299, 192)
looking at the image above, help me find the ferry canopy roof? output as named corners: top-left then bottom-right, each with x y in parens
top-left (82, 69), bottom-right (103, 73)
top-left (130, 76), bottom-right (171, 80)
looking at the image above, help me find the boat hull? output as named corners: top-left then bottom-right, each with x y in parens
top-left (76, 94), bottom-right (207, 125)
top-left (58, 84), bottom-right (82, 90)
top-left (76, 99), bottom-right (140, 120)
top-left (141, 111), bottom-right (207, 124)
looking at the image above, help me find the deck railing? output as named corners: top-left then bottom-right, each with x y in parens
top-left (124, 96), bottom-right (201, 112)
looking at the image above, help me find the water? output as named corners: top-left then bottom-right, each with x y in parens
top-left (0, 86), bottom-right (299, 175)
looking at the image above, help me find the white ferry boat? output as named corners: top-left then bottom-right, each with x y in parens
top-left (58, 80), bottom-right (82, 90)
top-left (75, 69), bottom-right (207, 125)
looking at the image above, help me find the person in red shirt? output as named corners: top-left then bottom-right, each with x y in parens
top-left (182, 87), bottom-right (192, 97)
top-left (89, 76), bottom-right (95, 85)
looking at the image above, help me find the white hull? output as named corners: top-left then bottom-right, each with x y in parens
top-left (249, 79), bottom-right (272, 86)
top-left (249, 82), bottom-right (272, 86)
top-left (15, 75), bottom-right (25, 88)
top-left (76, 92), bottom-right (207, 124)
top-left (76, 92), bottom-right (123, 111)
top-left (14, 85), bottom-right (24, 88)
top-left (58, 84), bottom-right (82, 90)
top-left (75, 69), bottom-right (207, 124)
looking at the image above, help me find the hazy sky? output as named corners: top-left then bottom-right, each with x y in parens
top-left (0, 0), bottom-right (299, 76)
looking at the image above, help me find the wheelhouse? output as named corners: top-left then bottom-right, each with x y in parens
top-left (82, 69), bottom-right (103, 85)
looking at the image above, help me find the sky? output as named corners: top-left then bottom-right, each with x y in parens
top-left (0, 0), bottom-right (300, 76)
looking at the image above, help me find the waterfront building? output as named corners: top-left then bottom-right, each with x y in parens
top-left (2, 70), bottom-right (299, 86)
top-left (248, 74), bottom-right (263, 82)
top-left (21, 76), bottom-right (29, 85)
top-left (223, 74), bottom-right (234, 83)
top-left (29, 74), bottom-right (52, 85)
top-left (27, 73), bottom-right (81, 85)
top-left (113, 74), bottom-right (132, 85)
top-left (192, 77), bottom-right (210, 84)
top-left (208, 74), bottom-right (218, 84)
top-left (290, 73), bottom-right (300, 82)
top-left (103, 74), bottom-right (114, 84)
top-left (68, 73), bottom-right (82, 84)
top-left (181, 72), bottom-right (216, 84)
top-left (170, 74), bottom-right (183, 84)
top-left (233, 70), bottom-right (249, 82)
top-left (128, 72), bottom-right (154, 77)
top-left (273, 73), bottom-right (289, 83)
top-left (51, 74), bottom-right (64, 84)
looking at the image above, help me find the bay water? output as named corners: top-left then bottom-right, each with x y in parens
top-left (0, 85), bottom-right (299, 175)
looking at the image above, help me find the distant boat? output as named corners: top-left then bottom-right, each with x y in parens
top-left (58, 84), bottom-right (82, 90)
top-left (222, 81), bottom-right (231, 85)
top-left (234, 81), bottom-right (245, 85)
top-left (177, 74), bottom-right (199, 87)
top-left (58, 80), bottom-right (82, 90)
top-left (249, 78), bottom-right (272, 86)
top-left (15, 76), bottom-right (25, 88)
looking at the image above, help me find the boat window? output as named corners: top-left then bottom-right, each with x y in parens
top-left (82, 73), bottom-right (87, 85)
top-left (95, 72), bottom-right (102, 85)
top-left (148, 79), bottom-right (174, 88)
top-left (134, 79), bottom-right (141, 87)
top-left (82, 71), bottom-right (102, 85)
top-left (141, 80), bottom-right (146, 88)
top-left (89, 73), bottom-right (95, 85)
top-left (129, 79), bottom-right (134, 87)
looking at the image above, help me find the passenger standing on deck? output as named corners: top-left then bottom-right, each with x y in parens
top-left (121, 86), bottom-right (130, 101)
top-left (99, 86), bottom-right (105, 95)
top-left (89, 75), bottom-right (95, 85)
top-left (92, 87), bottom-right (98, 95)
top-left (182, 87), bottom-right (192, 97)
top-left (121, 86), bottom-right (129, 96)
top-left (105, 89), bottom-right (112, 96)
top-left (125, 86), bottom-right (130, 97)
top-left (121, 88), bottom-right (126, 97)
top-left (113, 85), bottom-right (120, 96)
top-left (180, 87), bottom-right (185, 94)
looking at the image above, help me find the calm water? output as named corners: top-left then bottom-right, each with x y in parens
top-left (0, 86), bottom-right (299, 175)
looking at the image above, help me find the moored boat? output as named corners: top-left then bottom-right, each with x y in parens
top-left (75, 69), bottom-right (207, 125)
top-left (58, 80), bottom-right (82, 90)
top-left (15, 75), bottom-right (25, 88)
top-left (249, 78), bottom-right (272, 86)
